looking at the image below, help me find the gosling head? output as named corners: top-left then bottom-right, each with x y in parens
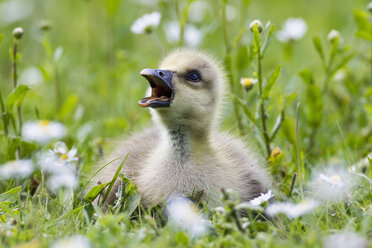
top-left (138, 49), bottom-right (226, 133)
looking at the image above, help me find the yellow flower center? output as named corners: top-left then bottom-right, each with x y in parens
top-left (330, 175), bottom-right (341, 182)
top-left (38, 120), bottom-right (50, 128)
top-left (240, 78), bottom-right (257, 87)
top-left (60, 154), bottom-right (68, 160)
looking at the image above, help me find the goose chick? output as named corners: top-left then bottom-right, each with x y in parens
top-left (91, 49), bottom-right (271, 208)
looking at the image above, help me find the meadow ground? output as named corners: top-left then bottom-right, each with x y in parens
top-left (0, 0), bottom-right (371, 247)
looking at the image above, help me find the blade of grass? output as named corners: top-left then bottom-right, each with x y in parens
top-left (101, 153), bottom-right (129, 206)
top-left (76, 158), bottom-right (119, 200)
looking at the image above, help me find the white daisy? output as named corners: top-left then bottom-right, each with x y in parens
top-left (166, 196), bottom-right (209, 238)
top-left (130, 12), bottom-right (161, 34)
top-left (38, 142), bottom-right (78, 176)
top-left (249, 190), bottom-right (274, 206)
top-left (323, 231), bottom-right (367, 248)
top-left (51, 142), bottom-right (78, 164)
top-left (22, 120), bottom-right (66, 144)
top-left (309, 166), bottom-right (357, 202)
top-left (51, 235), bottom-right (91, 248)
top-left (266, 199), bottom-right (319, 218)
top-left (0, 160), bottom-right (33, 180)
top-left (277, 18), bottom-right (307, 42)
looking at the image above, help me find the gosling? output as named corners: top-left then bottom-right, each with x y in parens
top-left (91, 49), bottom-right (271, 208)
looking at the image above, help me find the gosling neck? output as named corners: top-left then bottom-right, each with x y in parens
top-left (160, 123), bottom-right (213, 162)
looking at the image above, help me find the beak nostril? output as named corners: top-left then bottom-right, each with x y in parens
top-left (159, 71), bottom-right (164, 77)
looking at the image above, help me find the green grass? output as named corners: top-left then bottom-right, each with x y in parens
top-left (0, 0), bottom-right (371, 247)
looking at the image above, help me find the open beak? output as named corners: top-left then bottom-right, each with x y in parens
top-left (138, 68), bottom-right (174, 108)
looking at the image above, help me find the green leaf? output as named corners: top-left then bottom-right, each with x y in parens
top-left (330, 53), bottom-right (355, 77)
top-left (0, 186), bottom-right (21, 203)
top-left (284, 93), bottom-right (297, 109)
top-left (261, 25), bottom-right (275, 56)
top-left (235, 45), bottom-right (250, 72)
top-left (253, 27), bottom-right (261, 55)
top-left (6, 85), bottom-right (31, 110)
top-left (298, 69), bottom-right (314, 85)
top-left (263, 64), bottom-right (282, 99)
top-left (0, 203), bottom-right (18, 219)
top-left (101, 153), bottom-right (130, 206)
top-left (84, 182), bottom-right (110, 203)
top-left (9, 48), bottom-right (14, 61)
top-left (353, 10), bottom-right (372, 41)
top-left (313, 37), bottom-right (325, 63)
top-left (306, 84), bottom-right (323, 127)
top-left (59, 94), bottom-right (78, 120)
top-left (123, 192), bottom-right (141, 217)
top-left (270, 108), bottom-right (285, 141)
top-left (0, 33), bottom-right (4, 46)
top-left (233, 96), bottom-right (256, 125)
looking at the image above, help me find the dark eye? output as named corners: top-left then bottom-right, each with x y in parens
top-left (185, 71), bottom-right (201, 82)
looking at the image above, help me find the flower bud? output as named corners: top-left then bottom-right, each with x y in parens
top-left (249, 20), bottom-right (263, 33)
top-left (269, 147), bottom-right (283, 163)
top-left (39, 20), bottom-right (52, 31)
top-left (327, 29), bottom-right (340, 44)
top-left (13, 27), bottom-right (24, 40)
top-left (240, 77), bottom-right (257, 91)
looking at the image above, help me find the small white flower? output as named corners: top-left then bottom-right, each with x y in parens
top-left (22, 120), bottom-right (66, 144)
top-left (309, 166), bottom-right (357, 202)
top-left (249, 190), bottom-right (274, 206)
top-left (166, 196), bottom-right (209, 238)
top-left (48, 172), bottom-right (78, 192)
top-left (12, 27), bottom-right (24, 39)
top-left (333, 70), bottom-right (347, 82)
top-left (164, 21), bottom-right (202, 47)
top-left (266, 199), bottom-right (319, 218)
top-left (0, 160), bottom-right (33, 180)
top-left (51, 142), bottom-right (78, 164)
top-left (249, 19), bottom-right (263, 33)
top-left (277, 18), bottom-right (307, 42)
top-left (323, 231), bottom-right (367, 248)
top-left (318, 173), bottom-right (345, 188)
top-left (51, 235), bottom-right (91, 248)
top-left (240, 77), bottom-right (257, 91)
top-left (184, 25), bottom-right (202, 47)
top-left (327, 29), bottom-right (341, 43)
top-left (131, 12), bottom-right (161, 34)
top-left (38, 142), bottom-right (78, 177)
top-left (226, 5), bottom-right (237, 21)
top-left (19, 67), bottom-right (44, 86)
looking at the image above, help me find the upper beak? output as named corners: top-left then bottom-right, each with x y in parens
top-left (140, 69), bottom-right (173, 90)
top-left (138, 68), bottom-right (174, 108)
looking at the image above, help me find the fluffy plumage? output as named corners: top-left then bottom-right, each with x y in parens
top-left (89, 49), bottom-right (271, 208)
